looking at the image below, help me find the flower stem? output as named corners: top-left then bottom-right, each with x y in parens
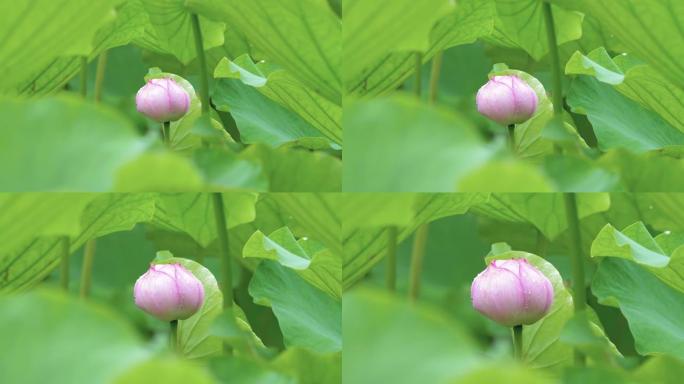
top-left (211, 193), bottom-right (233, 308)
top-left (162, 121), bottom-right (170, 145)
top-left (79, 56), bottom-right (88, 98)
top-left (169, 320), bottom-right (179, 354)
top-left (513, 325), bottom-right (523, 360)
top-left (563, 192), bottom-right (586, 365)
top-left (59, 237), bottom-right (71, 291)
top-left (385, 227), bottom-right (398, 292)
top-left (93, 51), bottom-right (108, 103)
top-left (408, 224), bottom-right (429, 301)
top-left (413, 52), bottom-right (423, 97)
top-left (190, 13), bottom-right (210, 116)
top-left (428, 51), bottom-right (444, 104)
top-left (542, 1), bottom-right (564, 118)
top-left (79, 239), bottom-right (97, 298)
top-left (508, 124), bottom-right (516, 151)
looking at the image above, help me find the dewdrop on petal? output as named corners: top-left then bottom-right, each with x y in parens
top-left (471, 258), bottom-right (553, 327)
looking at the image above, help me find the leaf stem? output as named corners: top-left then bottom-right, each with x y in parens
top-left (542, 1), bottom-right (564, 118)
top-left (170, 320), bottom-right (179, 354)
top-left (408, 224), bottom-right (429, 301)
top-left (428, 51), bottom-right (444, 104)
top-left (190, 13), bottom-right (211, 116)
top-left (563, 192), bottom-right (586, 365)
top-left (79, 239), bottom-right (97, 298)
top-left (385, 227), bottom-right (398, 292)
top-left (413, 52), bottom-right (423, 97)
top-left (79, 56), bottom-right (88, 98)
top-left (211, 193), bottom-right (233, 308)
top-left (93, 51), bottom-right (108, 103)
top-left (59, 237), bottom-right (71, 291)
top-left (508, 124), bottom-right (516, 151)
top-left (513, 325), bottom-right (523, 360)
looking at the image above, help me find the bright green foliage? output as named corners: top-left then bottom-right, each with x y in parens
top-left (593, 258), bottom-right (684, 357)
top-left (591, 222), bottom-right (684, 294)
top-left (344, 96), bottom-right (494, 192)
top-left (0, 290), bottom-right (149, 384)
top-left (0, 0), bottom-right (120, 93)
top-left (250, 261), bottom-right (341, 353)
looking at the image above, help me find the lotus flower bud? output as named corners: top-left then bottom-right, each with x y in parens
top-left (135, 78), bottom-right (190, 122)
top-left (476, 75), bottom-right (538, 125)
top-left (471, 258), bottom-right (553, 327)
top-left (134, 263), bottom-right (204, 322)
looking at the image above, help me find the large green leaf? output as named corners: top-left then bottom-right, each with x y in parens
top-left (209, 356), bottom-right (294, 384)
top-left (345, 0), bottom-right (495, 97)
top-left (552, 0), bottom-right (684, 88)
top-left (136, 0), bottom-right (225, 64)
top-left (598, 150), bottom-right (684, 192)
top-left (472, 193), bottom-right (610, 240)
top-left (565, 48), bottom-right (684, 135)
top-left (188, 0), bottom-right (341, 104)
top-left (18, 0), bottom-right (148, 96)
top-left (0, 96), bottom-right (149, 191)
top-left (591, 222), bottom-right (684, 294)
top-left (342, 0), bottom-right (452, 89)
top-left (567, 76), bottom-right (684, 152)
top-left (152, 193), bottom-right (257, 247)
top-left (343, 288), bottom-right (482, 384)
top-left (0, 194), bottom-right (97, 253)
top-left (0, 290), bottom-right (149, 384)
top-left (269, 194), bottom-right (342, 256)
top-left (343, 96), bottom-right (494, 192)
top-left (243, 227), bottom-right (340, 299)
top-left (0, 0), bottom-right (120, 93)
top-left (484, 0), bottom-right (583, 61)
top-left (0, 194), bottom-right (157, 292)
top-left (212, 78), bottom-right (327, 148)
top-left (272, 347), bottom-right (341, 384)
top-left (113, 358), bottom-right (215, 384)
top-left (154, 252), bottom-right (224, 359)
top-left (215, 55), bottom-right (342, 144)
top-left (249, 261), bottom-right (341, 353)
top-left (592, 258), bottom-right (684, 357)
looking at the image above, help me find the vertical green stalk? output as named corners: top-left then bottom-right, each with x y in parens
top-left (190, 13), bottom-right (210, 115)
top-left (564, 192), bottom-right (586, 365)
top-left (513, 325), bottom-right (523, 360)
top-left (428, 51), bottom-right (444, 104)
top-left (162, 121), bottom-right (171, 144)
top-left (413, 52), bottom-right (423, 97)
top-left (59, 237), bottom-right (71, 291)
top-left (211, 193), bottom-right (233, 308)
top-left (170, 320), bottom-right (179, 354)
top-left (542, 1), bottom-right (564, 118)
top-left (80, 56), bottom-right (88, 98)
top-left (93, 51), bottom-right (108, 103)
top-left (79, 240), bottom-right (97, 298)
top-left (544, 1), bottom-right (586, 365)
top-left (408, 224), bottom-right (429, 301)
top-left (385, 227), bottom-right (398, 292)
top-left (507, 124), bottom-right (516, 151)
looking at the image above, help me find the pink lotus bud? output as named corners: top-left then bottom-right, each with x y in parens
top-left (471, 258), bottom-right (553, 326)
top-left (135, 78), bottom-right (190, 122)
top-left (476, 75), bottom-right (538, 125)
top-left (134, 263), bottom-right (204, 322)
